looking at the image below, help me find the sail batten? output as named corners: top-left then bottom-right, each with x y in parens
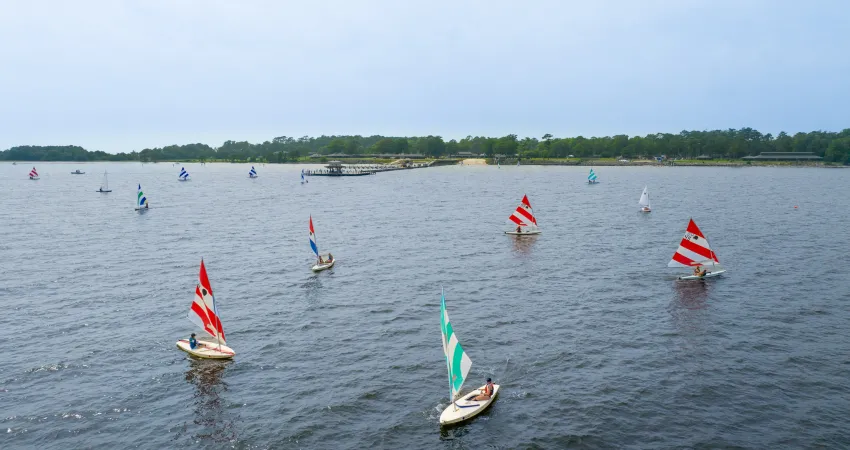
top-left (669, 218), bottom-right (720, 268)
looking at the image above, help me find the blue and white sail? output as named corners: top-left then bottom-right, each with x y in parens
top-left (137, 184), bottom-right (147, 208)
top-left (588, 168), bottom-right (598, 183)
top-left (179, 167), bottom-right (190, 181)
top-left (309, 216), bottom-right (319, 258)
top-left (249, 166), bottom-right (258, 178)
top-left (301, 169), bottom-right (307, 184)
top-left (441, 288), bottom-right (472, 401)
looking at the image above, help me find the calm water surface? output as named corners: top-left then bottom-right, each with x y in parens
top-left (1, 163), bottom-right (849, 449)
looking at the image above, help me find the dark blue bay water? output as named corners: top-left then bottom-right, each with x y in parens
top-left (1, 163), bottom-right (849, 449)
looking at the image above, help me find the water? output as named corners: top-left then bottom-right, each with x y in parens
top-left (2, 163), bottom-right (849, 449)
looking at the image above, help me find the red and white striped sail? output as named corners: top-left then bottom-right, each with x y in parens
top-left (187, 259), bottom-right (226, 345)
top-left (508, 195), bottom-right (538, 229)
top-left (29, 167), bottom-right (38, 177)
top-left (668, 218), bottom-right (720, 268)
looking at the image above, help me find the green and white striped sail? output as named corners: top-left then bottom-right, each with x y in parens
top-left (440, 290), bottom-right (473, 400)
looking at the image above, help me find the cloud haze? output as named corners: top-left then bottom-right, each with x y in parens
top-left (1, 0), bottom-right (847, 152)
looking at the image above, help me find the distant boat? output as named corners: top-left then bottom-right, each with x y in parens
top-left (178, 167), bottom-right (190, 181)
top-left (28, 167), bottom-right (39, 180)
top-left (588, 168), bottom-right (599, 184)
top-left (638, 186), bottom-right (651, 212)
top-left (175, 259), bottom-right (235, 359)
top-left (505, 194), bottom-right (541, 235)
top-left (301, 169), bottom-right (308, 184)
top-left (670, 218), bottom-right (726, 280)
top-left (134, 184), bottom-right (149, 211)
top-left (438, 288), bottom-right (499, 426)
top-left (309, 216), bottom-right (335, 272)
top-left (249, 166), bottom-right (258, 178)
top-left (97, 171), bottom-right (112, 193)
top-left (71, 169), bottom-right (85, 175)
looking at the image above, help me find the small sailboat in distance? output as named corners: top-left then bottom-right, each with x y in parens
top-left (176, 259), bottom-right (235, 359)
top-left (310, 216), bottom-right (335, 272)
top-left (588, 168), bottom-right (599, 184)
top-left (639, 186), bottom-right (651, 212)
top-left (134, 184), bottom-right (149, 211)
top-left (505, 194), bottom-right (541, 235)
top-left (670, 218), bottom-right (726, 280)
top-left (439, 288), bottom-right (499, 426)
top-left (249, 166), bottom-right (258, 178)
top-left (301, 169), bottom-right (308, 184)
top-left (29, 167), bottom-right (39, 180)
top-left (97, 171), bottom-right (112, 193)
top-left (178, 167), bottom-right (190, 181)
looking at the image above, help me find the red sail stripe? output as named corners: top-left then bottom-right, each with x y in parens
top-left (686, 219), bottom-right (705, 238)
top-left (199, 259), bottom-right (213, 296)
top-left (515, 206), bottom-right (535, 223)
top-left (521, 195), bottom-right (531, 208)
top-left (309, 216), bottom-right (315, 234)
top-left (679, 238), bottom-right (715, 261)
top-left (672, 252), bottom-right (696, 267)
top-left (190, 301), bottom-right (214, 334)
top-left (509, 215), bottom-right (523, 225)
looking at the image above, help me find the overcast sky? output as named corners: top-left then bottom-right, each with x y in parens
top-left (1, 0), bottom-right (847, 153)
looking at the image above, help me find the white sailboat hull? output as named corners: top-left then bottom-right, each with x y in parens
top-left (505, 230), bottom-right (541, 235)
top-left (311, 259), bottom-right (336, 272)
top-left (176, 339), bottom-right (235, 359)
top-left (29, 177), bottom-right (39, 180)
top-left (678, 269), bottom-right (726, 281)
top-left (439, 384), bottom-right (500, 426)
top-left (640, 207), bottom-right (651, 212)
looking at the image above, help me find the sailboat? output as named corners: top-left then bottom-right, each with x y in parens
top-left (28, 167), bottom-right (39, 180)
top-left (300, 169), bottom-right (308, 184)
top-left (176, 259), bottom-right (235, 359)
top-left (669, 218), bottom-right (726, 280)
top-left (638, 186), bottom-right (651, 212)
top-left (439, 289), bottom-right (499, 426)
top-left (587, 168), bottom-right (599, 184)
top-left (178, 167), bottom-right (190, 181)
top-left (134, 184), bottom-right (149, 211)
top-left (505, 194), bottom-right (541, 235)
top-left (309, 216), bottom-right (335, 272)
top-left (97, 171), bottom-right (112, 193)
top-left (249, 166), bottom-right (258, 178)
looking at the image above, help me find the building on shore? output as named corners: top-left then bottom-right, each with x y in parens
top-left (742, 152), bottom-right (823, 161)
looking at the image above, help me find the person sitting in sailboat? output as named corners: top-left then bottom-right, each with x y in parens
top-left (327, 253), bottom-right (333, 262)
top-left (515, 225), bottom-right (522, 234)
top-left (693, 265), bottom-right (707, 277)
top-left (473, 378), bottom-right (495, 401)
top-left (318, 256), bottom-right (324, 264)
top-left (189, 333), bottom-right (198, 350)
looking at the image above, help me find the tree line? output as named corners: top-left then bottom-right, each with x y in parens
top-left (2, 128), bottom-right (849, 163)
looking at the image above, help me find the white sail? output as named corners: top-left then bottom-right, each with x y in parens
top-left (101, 171), bottom-right (109, 191)
top-left (639, 186), bottom-right (650, 208)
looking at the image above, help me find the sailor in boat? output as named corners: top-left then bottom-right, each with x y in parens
top-left (189, 333), bottom-right (199, 349)
top-left (515, 225), bottom-right (522, 234)
top-left (693, 265), bottom-right (708, 277)
top-left (326, 253), bottom-right (333, 263)
top-left (318, 255), bottom-right (324, 264)
top-left (473, 378), bottom-right (495, 401)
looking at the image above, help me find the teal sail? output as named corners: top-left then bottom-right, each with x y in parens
top-left (440, 289), bottom-right (473, 400)
top-left (588, 168), bottom-right (598, 183)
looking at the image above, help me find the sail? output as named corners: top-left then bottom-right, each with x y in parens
top-left (301, 170), bottom-right (306, 183)
top-left (639, 186), bottom-right (650, 207)
top-left (29, 167), bottom-right (38, 178)
top-left (309, 216), bottom-right (319, 257)
top-left (101, 171), bottom-right (109, 190)
top-left (508, 194), bottom-right (538, 229)
top-left (187, 259), bottom-right (227, 345)
top-left (137, 184), bottom-right (147, 207)
top-left (179, 167), bottom-right (189, 180)
top-left (249, 166), bottom-right (257, 177)
top-left (440, 291), bottom-right (472, 399)
top-left (588, 168), bottom-right (598, 182)
top-left (668, 218), bottom-right (720, 267)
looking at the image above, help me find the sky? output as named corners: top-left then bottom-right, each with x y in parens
top-left (0, 0), bottom-right (848, 153)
